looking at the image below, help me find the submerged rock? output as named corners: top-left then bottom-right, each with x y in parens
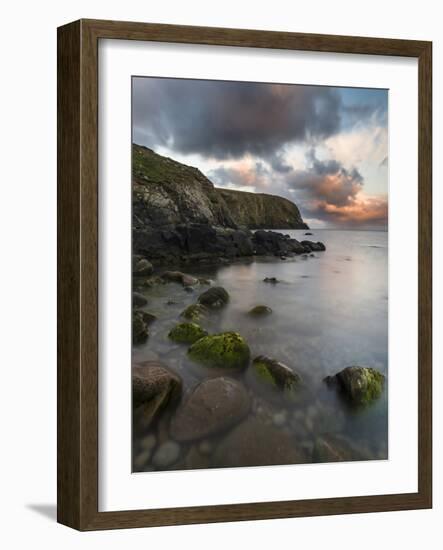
top-left (162, 270), bottom-right (199, 287)
top-left (169, 377), bottom-right (250, 442)
top-left (180, 303), bottom-right (208, 322)
top-left (133, 257), bottom-right (153, 277)
top-left (263, 277), bottom-right (279, 284)
top-left (324, 366), bottom-right (385, 405)
top-left (152, 440), bottom-right (181, 468)
top-left (213, 417), bottom-right (307, 468)
top-left (132, 361), bottom-right (182, 430)
top-left (198, 286), bottom-right (229, 308)
top-left (168, 322), bottom-right (208, 344)
top-left (312, 434), bottom-right (366, 463)
top-left (132, 310), bottom-right (156, 345)
top-left (252, 355), bottom-right (302, 394)
top-left (133, 292), bottom-right (148, 307)
top-left (248, 305), bottom-right (273, 317)
top-left (188, 332), bottom-right (250, 370)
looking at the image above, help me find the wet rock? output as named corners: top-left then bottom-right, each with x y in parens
top-left (272, 411), bottom-right (288, 427)
top-left (152, 440), bottom-right (181, 468)
top-left (198, 440), bottom-right (214, 455)
top-left (188, 332), bottom-right (250, 370)
top-left (198, 278), bottom-right (212, 285)
top-left (162, 270), bottom-right (199, 287)
top-left (133, 257), bottom-right (154, 277)
top-left (304, 232), bottom-right (313, 236)
top-left (133, 449), bottom-right (152, 470)
top-left (170, 377), bottom-right (250, 442)
top-left (132, 310), bottom-right (156, 345)
top-left (180, 303), bottom-right (208, 322)
top-left (263, 277), bottom-right (279, 284)
top-left (248, 305), bottom-right (273, 317)
top-left (213, 417), bottom-right (307, 468)
top-left (252, 355), bottom-right (302, 394)
top-left (324, 366), bottom-right (385, 405)
top-left (198, 286), bottom-right (229, 309)
top-left (132, 361), bottom-right (182, 430)
top-left (301, 240), bottom-right (326, 252)
top-left (133, 292), bottom-right (148, 307)
top-left (168, 322), bottom-right (208, 344)
top-left (140, 433), bottom-right (157, 451)
top-left (312, 434), bottom-right (366, 463)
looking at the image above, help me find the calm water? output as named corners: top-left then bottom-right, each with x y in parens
top-left (133, 229), bottom-right (388, 470)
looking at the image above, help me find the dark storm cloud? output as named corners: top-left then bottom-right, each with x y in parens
top-left (132, 78), bottom-right (343, 159)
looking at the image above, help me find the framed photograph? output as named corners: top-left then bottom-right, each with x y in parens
top-left (57, 19), bottom-right (432, 530)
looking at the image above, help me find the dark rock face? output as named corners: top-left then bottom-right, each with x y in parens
top-left (217, 188), bottom-right (308, 230)
top-left (169, 377), bottom-right (250, 442)
top-left (132, 145), bottom-right (323, 263)
top-left (132, 361), bottom-right (182, 430)
top-left (133, 292), bottom-right (148, 307)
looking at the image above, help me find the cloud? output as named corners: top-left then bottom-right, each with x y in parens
top-left (286, 150), bottom-right (387, 227)
top-left (208, 160), bottom-right (270, 192)
top-left (133, 78), bottom-right (343, 160)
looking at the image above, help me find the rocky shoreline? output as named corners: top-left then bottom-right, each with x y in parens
top-left (132, 273), bottom-right (387, 472)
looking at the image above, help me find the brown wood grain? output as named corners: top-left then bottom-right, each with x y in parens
top-left (57, 19), bottom-right (432, 531)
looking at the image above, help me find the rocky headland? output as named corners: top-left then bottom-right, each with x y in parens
top-left (132, 144), bottom-right (320, 264)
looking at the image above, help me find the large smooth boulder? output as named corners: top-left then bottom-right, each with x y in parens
top-left (198, 286), bottom-right (229, 309)
top-left (252, 355), bottom-right (302, 394)
top-left (188, 332), bottom-right (250, 370)
top-left (132, 361), bottom-right (182, 430)
top-left (212, 417), bottom-right (308, 468)
top-left (168, 322), bottom-right (208, 344)
top-left (169, 377), bottom-right (250, 442)
top-left (324, 366), bottom-right (385, 405)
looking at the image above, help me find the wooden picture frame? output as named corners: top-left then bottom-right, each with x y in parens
top-left (57, 18), bottom-right (432, 530)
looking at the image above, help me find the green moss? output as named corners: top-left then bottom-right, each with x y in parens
top-left (253, 359), bottom-right (277, 386)
top-left (168, 322), bottom-right (208, 344)
top-left (180, 303), bottom-right (208, 322)
top-left (188, 332), bottom-right (250, 370)
top-left (336, 366), bottom-right (385, 405)
top-left (252, 356), bottom-right (301, 395)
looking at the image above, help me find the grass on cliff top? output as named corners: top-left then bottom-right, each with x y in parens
top-left (133, 143), bottom-right (203, 185)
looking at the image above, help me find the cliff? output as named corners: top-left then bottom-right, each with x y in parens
top-left (132, 145), bottom-right (308, 230)
top-left (132, 145), bottom-right (320, 263)
top-left (217, 188), bottom-right (308, 230)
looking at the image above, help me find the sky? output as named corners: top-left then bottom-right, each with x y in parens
top-left (132, 77), bottom-right (388, 230)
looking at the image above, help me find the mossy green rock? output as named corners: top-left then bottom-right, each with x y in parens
top-left (252, 355), bottom-right (301, 394)
top-left (168, 322), bottom-right (208, 344)
top-left (248, 305), bottom-right (272, 317)
top-left (180, 303), bottom-right (208, 322)
top-left (188, 332), bottom-right (250, 370)
top-left (325, 366), bottom-right (385, 405)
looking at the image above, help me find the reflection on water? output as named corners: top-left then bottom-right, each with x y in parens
top-left (133, 229), bottom-right (388, 471)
